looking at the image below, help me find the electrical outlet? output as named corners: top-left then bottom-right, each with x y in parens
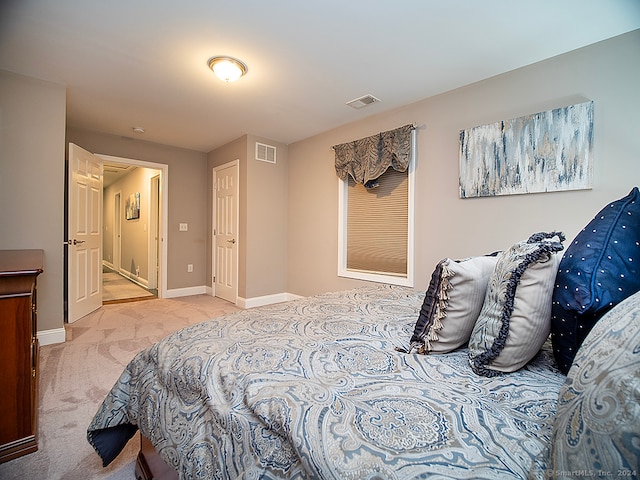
top-left (187, 264), bottom-right (193, 272)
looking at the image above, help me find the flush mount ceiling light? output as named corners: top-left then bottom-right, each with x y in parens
top-left (208, 56), bottom-right (248, 83)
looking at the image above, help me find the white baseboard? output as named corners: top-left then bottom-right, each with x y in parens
top-left (168, 286), bottom-right (303, 309)
top-left (103, 261), bottom-right (150, 288)
top-left (38, 328), bottom-right (66, 346)
top-left (164, 285), bottom-right (208, 298)
top-left (238, 292), bottom-right (304, 309)
top-left (124, 271), bottom-right (149, 289)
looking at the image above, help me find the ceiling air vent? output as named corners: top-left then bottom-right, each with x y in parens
top-left (346, 94), bottom-right (380, 109)
top-left (104, 163), bottom-right (132, 173)
top-left (256, 142), bottom-right (276, 164)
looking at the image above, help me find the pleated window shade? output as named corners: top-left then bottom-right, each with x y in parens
top-left (346, 168), bottom-right (408, 275)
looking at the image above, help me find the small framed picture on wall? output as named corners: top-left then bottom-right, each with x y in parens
top-left (126, 192), bottom-right (140, 220)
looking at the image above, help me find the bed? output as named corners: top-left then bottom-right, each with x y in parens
top-left (88, 189), bottom-right (640, 479)
top-left (87, 284), bottom-right (567, 479)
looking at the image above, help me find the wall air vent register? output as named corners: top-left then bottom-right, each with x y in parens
top-left (256, 142), bottom-right (276, 164)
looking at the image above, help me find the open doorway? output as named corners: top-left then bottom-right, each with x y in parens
top-left (102, 187), bottom-right (153, 304)
top-left (101, 156), bottom-right (166, 304)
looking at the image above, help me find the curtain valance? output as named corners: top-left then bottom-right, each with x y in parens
top-left (333, 124), bottom-right (414, 189)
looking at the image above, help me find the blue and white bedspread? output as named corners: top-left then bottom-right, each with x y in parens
top-left (88, 284), bottom-right (566, 479)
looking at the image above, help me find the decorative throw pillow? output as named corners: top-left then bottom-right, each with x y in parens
top-left (408, 254), bottom-right (499, 354)
top-left (468, 232), bottom-right (565, 376)
top-left (551, 186), bottom-right (640, 374)
top-left (548, 290), bottom-right (640, 475)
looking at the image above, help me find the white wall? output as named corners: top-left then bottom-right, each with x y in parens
top-left (286, 30), bottom-right (640, 297)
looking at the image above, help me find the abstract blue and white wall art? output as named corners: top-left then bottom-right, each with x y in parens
top-left (459, 101), bottom-right (593, 198)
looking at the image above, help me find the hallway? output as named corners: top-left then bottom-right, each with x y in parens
top-left (102, 266), bottom-right (156, 304)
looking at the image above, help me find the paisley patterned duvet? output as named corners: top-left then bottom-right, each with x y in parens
top-left (87, 285), bottom-right (565, 479)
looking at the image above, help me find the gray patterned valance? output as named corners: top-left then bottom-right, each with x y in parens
top-left (333, 124), bottom-right (414, 189)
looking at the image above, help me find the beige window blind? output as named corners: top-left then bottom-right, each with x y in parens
top-left (346, 167), bottom-right (408, 275)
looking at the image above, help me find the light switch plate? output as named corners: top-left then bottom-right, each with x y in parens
top-left (179, 223), bottom-right (188, 231)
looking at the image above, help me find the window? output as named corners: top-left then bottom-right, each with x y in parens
top-left (338, 134), bottom-right (415, 286)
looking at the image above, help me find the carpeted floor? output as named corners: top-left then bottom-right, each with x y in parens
top-left (102, 271), bottom-right (155, 304)
top-left (0, 295), bottom-right (240, 480)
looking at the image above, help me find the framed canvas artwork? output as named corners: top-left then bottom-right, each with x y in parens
top-left (126, 192), bottom-right (140, 220)
top-left (459, 101), bottom-right (593, 198)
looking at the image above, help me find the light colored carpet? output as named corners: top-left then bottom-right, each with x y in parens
top-left (102, 271), bottom-right (155, 303)
top-left (0, 294), bottom-right (240, 480)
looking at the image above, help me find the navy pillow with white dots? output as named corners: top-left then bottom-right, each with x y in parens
top-left (551, 186), bottom-right (640, 374)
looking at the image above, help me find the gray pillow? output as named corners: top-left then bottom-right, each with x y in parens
top-left (468, 232), bottom-right (565, 376)
top-left (409, 255), bottom-right (498, 354)
top-left (548, 290), bottom-right (640, 475)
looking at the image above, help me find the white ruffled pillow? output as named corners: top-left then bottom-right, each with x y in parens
top-left (409, 255), bottom-right (498, 354)
top-left (468, 232), bottom-right (564, 376)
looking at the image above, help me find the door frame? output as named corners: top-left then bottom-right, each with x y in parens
top-left (98, 154), bottom-right (168, 299)
top-left (113, 191), bottom-right (122, 272)
top-left (148, 175), bottom-right (160, 291)
top-left (212, 160), bottom-right (239, 303)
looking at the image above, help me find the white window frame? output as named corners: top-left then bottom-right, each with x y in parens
top-left (337, 130), bottom-right (415, 287)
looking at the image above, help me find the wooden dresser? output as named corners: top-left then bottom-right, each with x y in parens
top-left (0, 250), bottom-right (44, 464)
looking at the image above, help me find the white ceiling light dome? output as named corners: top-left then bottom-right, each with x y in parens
top-left (208, 56), bottom-right (248, 83)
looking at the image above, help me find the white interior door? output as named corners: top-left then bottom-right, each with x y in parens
top-left (214, 161), bottom-right (239, 303)
top-left (68, 143), bottom-right (103, 322)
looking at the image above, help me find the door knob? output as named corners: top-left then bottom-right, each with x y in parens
top-left (227, 239), bottom-right (236, 244)
top-left (66, 239), bottom-right (86, 246)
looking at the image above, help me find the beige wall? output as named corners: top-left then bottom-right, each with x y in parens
top-left (287, 30), bottom-right (640, 297)
top-left (67, 128), bottom-right (209, 291)
top-left (245, 134), bottom-right (288, 299)
top-left (2, 30), bottom-right (638, 334)
top-left (0, 71), bottom-right (66, 333)
top-left (207, 135), bottom-right (289, 300)
top-left (207, 135), bottom-right (248, 297)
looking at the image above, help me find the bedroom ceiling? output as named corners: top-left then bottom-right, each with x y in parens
top-left (1, 0), bottom-right (638, 153)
